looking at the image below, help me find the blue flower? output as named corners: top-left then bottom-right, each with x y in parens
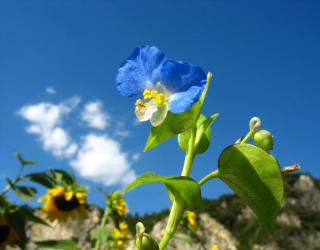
top-left (116, 45), bottom-right (207, 126)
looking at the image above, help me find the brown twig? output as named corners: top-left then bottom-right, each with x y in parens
top-left (281, 164), bottom-right (301, 174)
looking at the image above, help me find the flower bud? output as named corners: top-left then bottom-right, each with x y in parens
top-left (253, 129), bottom-right (274, 151)
top-left (136, 233), bottom-right (159, 250)
top-left (249, 117), bottom-right (262, 131)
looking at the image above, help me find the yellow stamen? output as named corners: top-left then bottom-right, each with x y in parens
top-left (135, 99), bottom-right (148, 112)
top-left (143, 89), bottom-right (165, 105)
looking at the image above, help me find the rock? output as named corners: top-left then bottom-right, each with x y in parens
top-left (237, 206), bottom-right (255, 222)
top-left (293, 175), bottom-right (320, 210)
top-left (276, 213), bottom-right (301, 228)
top-left (252, 242), bottom-right (279, 250)
top-left (306, 232), bottom-right (320, 249)
top-left (293, 175), bottom-right (315, 192)
top-left (25, 205), bottom-right (101, 250)
top-left (151, 213), bottom-right (238, 250)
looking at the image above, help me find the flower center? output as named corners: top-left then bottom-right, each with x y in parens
top-left (53, 194), bottom-right (80, 211)
top-left (135, 89), bottom-right (166, 113)
top-left (143, 89), bottom-right (165, 105)
top-left (0, 225), bottom-right (9, 244)
top-left (134, 84), bottom-right (170, 126)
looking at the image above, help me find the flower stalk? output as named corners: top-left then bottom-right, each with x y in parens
top-left (159, 127), bottom-right (197, 250)
top-left (240, 117), bottom-right (262, 144)
top-left (94, 207), bottom-right (111, 250)
top-left (199, 169), bottom-right (219, 187)
top-left (159, 72), bottom-right (213, 250)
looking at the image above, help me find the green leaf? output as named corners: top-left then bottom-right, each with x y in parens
top-left (35, 240), bottom-right (80, 250)
top-left (217, 144), bottom-right (284, 229)
top-left (18, 207), bottom-right (50, 227)
top-left (178, 113), bottom-right (219, 154)
top-left (90, 227), bottom-right (112, 245)
top-left (144, 101), bottom-right (202, 151)
top-left (175, 233), bottom-right (194, 245)
top-left (6, 211), bottom-right (27, 243)
top-left (27, 173), bottom-right (54, 188)
top-left (124, 172), bottom-right (202, 210)
top-left (6, 178), bottom-right (37, 201)
top-left (49, 169), bottom-right (75, 185)
top-left (15, 151), bottom-right (36, 166)
top-left (14, 186), bottom-right (37, 201)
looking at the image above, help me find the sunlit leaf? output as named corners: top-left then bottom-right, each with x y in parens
top-left (178, 113), bottom-right (219, 154)
top-left (124, 172), bottom-right (202, 210)
top-left (144, 101), bottom-right (202, 151)
top-left (218, 144), bottom-right (284, 229)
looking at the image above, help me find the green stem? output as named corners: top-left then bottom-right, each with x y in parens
top-left (159, 128), bottom-right (197, 250)
top-left (159, 72), bottom-right (213, 250)
top-left (181, 128), bottom-right (197, 177)
top-left (200, 72), bottom-right (213, 106)
top-left (199, 169), bottom-right (219, 187)
top-left (240, 117), bottom-right (262, 144)
top-left (159, 201), bottom-right (185, 250)
top-left (94, 207), bottom-right (111, 250)
top-left (240, 129), bottom-right (256, 144)
top-left (0, 171), bottom-right (26, 196)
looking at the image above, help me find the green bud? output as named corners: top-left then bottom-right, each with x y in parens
top-left (136, 233), bottom-right (159, 250)
top-left (253, 129), bottom-right (274, 151)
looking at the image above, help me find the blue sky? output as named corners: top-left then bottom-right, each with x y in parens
top-left (1, 0), bottom-right (320, 214)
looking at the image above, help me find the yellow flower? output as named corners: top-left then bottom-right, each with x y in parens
top-left (112, 221), bottom-right (130, 250)
top-left (0, 218), bottom-right (19, 250)
top-left (186, 211), bottom-right (198, 231)
top-left (38, 186), bottom-right (87, 221)
top-left (211, 244), bottom-right (219, 250)
top-left (110, 192), bottom-right (128, 216)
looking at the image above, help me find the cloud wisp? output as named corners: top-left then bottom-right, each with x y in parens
top-left (81, 101), bottom-right (109, 130)
top-left (18, 97), bottom-right (136, 186)
top-left (45, 86), bottom-right (56, 95)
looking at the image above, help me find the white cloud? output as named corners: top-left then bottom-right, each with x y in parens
top-left (45, 86), bottom-right (56, 94)
top-left (17, 97), bottom-right (80, 158)
top-left (18, 96), bottom-right (137, 186)
top-left (70, 134), bottom-right (136, 186)
top-left (81, 101), bottom-right (108, 130)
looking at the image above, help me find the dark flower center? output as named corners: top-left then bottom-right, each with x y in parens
top-left (0, 225), bottom-right (9, 244)
top-left (53, 194), bottom-right (80, 211)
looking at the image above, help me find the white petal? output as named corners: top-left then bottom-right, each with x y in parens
top-left (135, 101), bottom-right (157, 122)
top-left (150, 102), bottom-right (169, 126)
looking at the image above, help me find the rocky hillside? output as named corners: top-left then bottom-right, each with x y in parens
top-left (23, 173), bottom-right (320, 249)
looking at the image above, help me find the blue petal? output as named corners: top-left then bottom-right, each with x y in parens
top-left (160, 60), bottom-right (206, 93)
top-left (169, 85), bottom-right (204, 113)
top-left (116, 45), bottom-right (166, 97)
